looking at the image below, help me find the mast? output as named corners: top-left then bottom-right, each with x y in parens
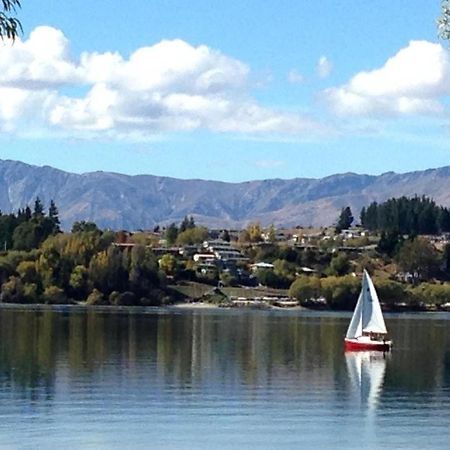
top-left (346, 270), bottom-right (387, 339)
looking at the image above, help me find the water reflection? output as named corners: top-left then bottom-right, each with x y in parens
top-left (0, 309), bottom-right (449, 403)
top-left (0, 309), bottom-right (450, 448)
top-left (345, 351), bottom-right (387, 412)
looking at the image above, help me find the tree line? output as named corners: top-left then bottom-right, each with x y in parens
top-left (360, 196), bottom-right (450, 235)
top-left (0, 199), bottom-right (167, 306)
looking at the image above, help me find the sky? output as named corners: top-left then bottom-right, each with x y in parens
top-left (0, 0), bottom-right (449, 181)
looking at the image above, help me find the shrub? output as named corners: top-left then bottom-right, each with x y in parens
top-left (289, 276), bottom-right (321, 302)
top-left (321, 275), bottom-right (360, 310)
top-left (23, 283), bottom-right (39, 303)
top-left (111, 291), bottom-right (137, 306)
top-left (0, 276), bottom-right (24, 303)
top-left (86, 288), bottom-right (108, 305)
top-left (43, 285), bottom-right (68, 304)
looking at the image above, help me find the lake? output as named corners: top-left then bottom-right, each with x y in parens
top-left (0, 307), bottom-right (449, 449)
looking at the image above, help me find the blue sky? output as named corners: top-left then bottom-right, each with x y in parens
top-left (0, 0), bottom-right (448, 181)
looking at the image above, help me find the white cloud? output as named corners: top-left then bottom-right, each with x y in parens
top-left (323, 40), bottom-right (450, 117)
top-left (0, 26), bottom-right (80, 89)
top-left (317, 56), bottom-right (332, 79)
top-left (0, 26), bottom-right (322, 139)
top-left (287, 69), bottom-right (304, 84)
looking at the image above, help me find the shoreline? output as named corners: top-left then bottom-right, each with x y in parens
top-left (0, 301), bottom-right (442, 314)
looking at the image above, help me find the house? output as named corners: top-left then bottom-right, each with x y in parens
top-left (203, 239), bottom-right (248, 263)
top-left (250, 262), bottom-right (275, 272)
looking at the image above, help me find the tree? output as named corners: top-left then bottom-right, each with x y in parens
top-left (48, 200), bottom-right (61, 233)
top-left (158, 254), bottom-right (177, 276)
top-left (176, 226), bottom-right (208, 246)
top-left (165, 223), bottom-right (178, 246)
top-left (86, 288), bottom-right (107, 305)
top-left (439, 0), bottom-right (450, 42)
top-left (33, 197), bottom-right (44, 219)
top-left (71, 221), bottom-right (100, 234)
top-left (241, 223), bottom-right (263, 243)
top-left (395, 237), bottom-right (440, 282)
top-left (180, 215), bottom-right (195, 233)
top-left (328, 253), bottom-right (350, 276)
top-left (220, 229), bottom-right (231, 242)
top-left (267, 224), bottom-right (276, 243)
top-left (289, 276), bottom-right (321, 302)
top-left (336, 206), bottom-right (353, 233)
top-left (43, 285), bottom-right (68, 304)
top-left (0, 0), bottom-right (22, 40)
top-left (12, 221), bottom-right (41, 251)
top-left (377, 230), bottom-right (403, 257)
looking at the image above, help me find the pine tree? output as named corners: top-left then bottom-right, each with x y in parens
top-left (336, 207), bottom-right (354, 233)
top-left (33, 197), bottom-right (44, 219)
top-left (48, 200), bottom-right (61, 233)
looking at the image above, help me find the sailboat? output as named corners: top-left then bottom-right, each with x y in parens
top-left (345, 270), bottom-right (392, 351)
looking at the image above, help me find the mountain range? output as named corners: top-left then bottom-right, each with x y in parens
top-left (1, 159), bottom-right (450, 230)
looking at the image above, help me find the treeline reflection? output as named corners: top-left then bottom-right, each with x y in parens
top-left (0, 309), bottom-right (448, 404)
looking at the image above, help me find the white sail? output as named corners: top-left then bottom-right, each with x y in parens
top-left (361, 270), bottom-right (387, 334)
top-left (345, 289), bottom-right (363, 339)
top-left (345, 270), bottom-right (387, 339)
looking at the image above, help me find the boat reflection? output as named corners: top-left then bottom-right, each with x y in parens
top-left (345, 351), bottom-right (387, 412)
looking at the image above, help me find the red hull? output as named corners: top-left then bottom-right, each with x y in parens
top-left (345, 338), bottom-right (391, 352)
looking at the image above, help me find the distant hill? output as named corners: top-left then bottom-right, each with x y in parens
top-left (1, 159), bottom-right (450, 230)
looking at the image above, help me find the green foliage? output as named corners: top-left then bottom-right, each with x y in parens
top-left (165, 223), bottom-right (179, 246)
top-left (179, 215), bottom-right (195, 233)
top-left (439, 0), bottom-right (450, 43)
top-left (256, 268), bottom-right (289, 289)
top-left (16, 260), bottom-right (38, 284)
top-left (23, 283), bottom-right (38, 303)
top-left (377, 231), bottom-right (403, 257)
top-left (289, 276), bottom-right (321, 302)
top-left (69, 265), bottom-right (89, 299)
top-left (33, 197), bottom-right (44, 219)
top-left (336, 206), bottom-right (353, 232)
top-left (0, 202), bottom-right (167, 305)
top-left (111, 291), bottom-right (137, 306)
top-left (253, 244), bottom-right (281, 263)
top-left (411, 282), bottom-right (450, 306)
top-left (273, 258), bottom-right (296, 283)
top-left (328, 253), bottom-right (350, 276)
top-left (240, 223), bottom-right (263, 243)
top-left (395, 237), bottom-right (440, 281)
top-left (321, 275), bottom-right (360, 309)
top-left (159, 254), bottom-right (178, 275)
top-left (86, 288), bottom-right (107, 305)
top-left (71, 221), bottom-right (100, 234)
top-left (266, 224), bottom-right (276, 243)
top-left (0, 214), bottom-right (17, 250)
top-left (361, 196), bottom-right (448, 235)
top-left (0, 275), bottom-right (24, 303)
top-left (13, 221), bottom-right (42, 251)
top-left (372, 278), bottom-right (408, 306)
top-left (42, 285), bottom-right (68, 305)
top-left (220, 271), bottom-right (238, 287)
top-left (0, 0), bottom-right (22, 41)
top-left (176, 226), bottom-right (208, 245)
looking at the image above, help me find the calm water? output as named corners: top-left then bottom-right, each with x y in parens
top-left (0, 307), bottom-right (449, 449)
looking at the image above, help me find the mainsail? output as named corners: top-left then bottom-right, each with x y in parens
top-left (345, 270), bottom-right (387, 339)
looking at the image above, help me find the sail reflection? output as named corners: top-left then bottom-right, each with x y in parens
top-left (345, 351), bottom-right (387, 412)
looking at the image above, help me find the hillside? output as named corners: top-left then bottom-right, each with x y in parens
top-left (1, 160), bottom-right (450, 229)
